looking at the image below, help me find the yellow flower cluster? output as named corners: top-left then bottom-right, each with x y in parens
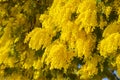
top-left (103, 22), bottom-right (120, 38)
top-left (0, 0), bottom-right (56, 79)
top-left (36, 0), bottom-right (98, 73)
top-left (22, 50), bottom-right (35, 69)
top-left (1, 0), bottom-right (120, 79)
top-left (78, 55), bottom-right (101, 79)
top-left (75, 30), bottom-right (96, 59)
top-left (24, 28), bottom-right (52, 50)
top-left (98, 33), bottom-right (120, 58)
top-left (0, 24), bottom-right (12, 65)
top-left (42, 42), bottom-right (75, 71)
top-left (75, 0), bottom-right (97, 33)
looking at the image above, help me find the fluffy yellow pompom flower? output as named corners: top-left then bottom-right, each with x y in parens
top-left (42, 42), bottom-right (75, 71)
top-left (78, 55), bottom-right (101, 79)
top-left (103, 22), bottom-right (120, 37)
top-left (75, 0), bottom-right (97, 33)
top-left (24, 28), bottom-right (52, 50)
top-left (75, 30), bottom-right (96, 59)
top-left (98, 33), bottom-right (120, 58)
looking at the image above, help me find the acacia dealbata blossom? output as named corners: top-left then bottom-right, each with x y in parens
top-left (0, 0), bottom-right (120, 80)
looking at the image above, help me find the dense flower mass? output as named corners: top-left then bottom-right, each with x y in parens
top-left (0, 0), bottom-right (120, 80)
